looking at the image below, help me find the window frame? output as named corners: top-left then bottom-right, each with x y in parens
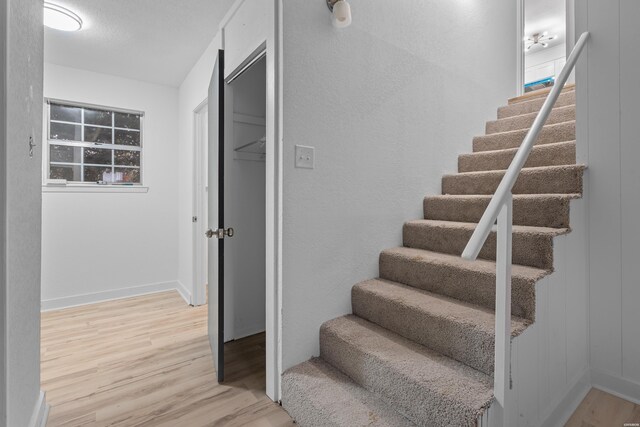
top-left (43, 98), bottom-right (146, 188)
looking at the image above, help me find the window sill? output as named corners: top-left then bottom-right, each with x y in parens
top-left (42, 185), bottom-right (149, 193)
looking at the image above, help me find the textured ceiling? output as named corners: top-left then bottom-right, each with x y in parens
top-left (524, 0), bottom-right (566, 53)
top-left (44, 0), bottom-right (236, 87)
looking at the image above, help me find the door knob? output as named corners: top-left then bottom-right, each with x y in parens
top-left (205, 228), bottom-right (235, 239)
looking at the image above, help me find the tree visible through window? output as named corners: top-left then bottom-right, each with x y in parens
top-left (46, 101), bottom-right (143, 184)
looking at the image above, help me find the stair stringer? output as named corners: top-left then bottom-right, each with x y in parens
top-left (480, 193), bottom-right (590, 426)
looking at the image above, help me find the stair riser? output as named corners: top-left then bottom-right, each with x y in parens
top-left (459, 141), bottom-right (576, 173)
top-left (498, 90), bottom-right (576, 119)
top-left (487, 105), bottom-right (575, 134)
top-left (403, 223), bottom-right (555, 269)
top-left (379, 251), bottom-right (537, 319)
top-left (442, 166), bottom-right (584, 196)
top-left (320, 325), bottom-right (485, 426)
top-left (352, 285), bottom-right (495, 375)
top-left (474, 121), bottom-right (575, 152)
top-left (424, 196), bottom-right (572, 228)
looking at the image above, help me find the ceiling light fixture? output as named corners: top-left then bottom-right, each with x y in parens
top-left (524, 32), bottom-right (557, 51)
top-left (44, 2), bottom-right (83, 32)
top-left (326, 0), bottom-right (352, 28)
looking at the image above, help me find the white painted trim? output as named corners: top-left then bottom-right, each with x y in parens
top-left (516, 0), bottom-right (525, 96)
top-left (41, 281), bottom-right (189, 311)
top-left (42, 185), bottom-right (149, 193)
top-left (28, 391), bottom-right (49, 427)
top-left (232, 326), bottom-right (265, 341)
top-left (591, 368), bottom-right (640, 405)
top-left (539, 369), bottom-right (591, 427)
top-left (175, 281), bottom-right (192, 305)
top-left (192, 100), bottom-right (209, 307)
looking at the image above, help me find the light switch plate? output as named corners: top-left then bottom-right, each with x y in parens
top-left (295, 145), bottom-right (315, 169)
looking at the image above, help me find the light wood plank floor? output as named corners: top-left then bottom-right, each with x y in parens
top-left (41, 291), bottom-right (294, 426)
top-left (566, 388), bottom-right (640, 427)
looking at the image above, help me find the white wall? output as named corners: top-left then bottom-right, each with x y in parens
top-left (280, 0), bottom-right (517, 370)
top-left (2, 0), bottom-right (45, 425)
top-left (177, 35), bottom-right (222, 301)
top-left (576, 0), bottom-right (640, 402)
top-left (41, 64), bottom-right (182, 309)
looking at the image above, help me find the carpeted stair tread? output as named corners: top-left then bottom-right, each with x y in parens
top-left (473, 121), bottom-right (575, 152)
top-left (352, 278), bottom-right (529, 375)
top-left (486, 105), bottom-right (575, 134)
top-left (442, 164), bottom-right (585, 196)
top-left (507, 85), bottom-right (574, 105)
top-left (498, 90), bottom-right (575, 119)
top-left (459, 141), bottom-right (576, 172)
top-left (403, 219), bottom-right (566, 269)
top-left (320, 315), bottom-right (493, 427)
top-left (379, 246), bottom-right (546, 319)
top-left (424, 193), bottom-right (579, 228)
top-left (281, 358), bottom-right (415, 427)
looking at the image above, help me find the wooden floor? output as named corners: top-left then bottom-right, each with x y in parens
top-left (566, 388), bottom-right (640, 427)
top-left (41, 291), bottom-right (294, 426)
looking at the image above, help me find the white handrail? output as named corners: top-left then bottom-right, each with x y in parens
top-left (462, 32), bottom-right (589, 426)
top-left (461, 31), bottom-right (590, 262)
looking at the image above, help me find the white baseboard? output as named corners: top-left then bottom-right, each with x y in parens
top-left (540, 368), bottom-right (591, 427)
top-left (41, 280), bottom-right (192, 311)
top-left (591, 368), bottom-right (640, 405)
top-left (175, 281), bottom-right (192, 305)
top-left (28, 391), bottom-right (49, 427)
top-left (231, 325), bottom-right (266, 341)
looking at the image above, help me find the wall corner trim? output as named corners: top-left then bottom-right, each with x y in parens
top-left (41, 280), bottom-right (189, 311)
top-left (175, 280), bottom-right (192, 305)
top-left (591, 368), bottom-right (640, 406)
top-left (539, 368), bottom-right (591, 427)
top-left (28, 391), bottom-right (49, 427)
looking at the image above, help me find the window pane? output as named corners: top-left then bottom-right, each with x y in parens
top-left (114, 150), bottom-right (140, 166)
top-left (84, 108), bottom-right (112, 126)
top-left (115, 129), bottom-right (140, 146)
top-left (50, 122), bottom-right (81, 141)
top-left (50, 165), bottom-right (81, 182)
top-left (50, 104), bottom-right (81, 123)
top-left (84, 147), bottom-right (112, 165)
top-left (84, 166), bottom-right (112, 183)
top-left (114, 112), bottom-right (140, 130)
top-left (50, 144), bottom-right (82, 163)
top-left (84, 126), bottom-right (112, 144)
top-left (114, 167), bottom-right (140, 183)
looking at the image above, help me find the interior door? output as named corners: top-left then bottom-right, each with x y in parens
top-left (207, 49), bottom-right (226, 383)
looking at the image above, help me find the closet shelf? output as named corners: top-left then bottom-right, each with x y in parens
top-left (235, 136), bottom-right (266, 154)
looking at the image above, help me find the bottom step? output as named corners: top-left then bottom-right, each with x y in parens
top-left (282, 358), bottom-right (414, 427)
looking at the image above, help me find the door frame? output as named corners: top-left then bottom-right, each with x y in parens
top-left (192, 99), bottom-right (209, 307)
top-left (517, 0), bottom-right (525, 97)
top-left (220, 43), bottom-right (281, 400)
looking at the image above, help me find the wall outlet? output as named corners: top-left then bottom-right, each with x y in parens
top-left (295, 145), bottom-right (315, 169)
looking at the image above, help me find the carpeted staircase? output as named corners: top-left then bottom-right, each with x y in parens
top-left (281, 86), bottom-right (583, 426)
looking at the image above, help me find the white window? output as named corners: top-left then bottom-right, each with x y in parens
top-left (45, 100), bottom-right (144, 185)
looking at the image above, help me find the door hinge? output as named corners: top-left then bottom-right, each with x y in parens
top-left (192, 216), bottom-right (198, 223)
top-left (205, 228), bottom-right (235, 239)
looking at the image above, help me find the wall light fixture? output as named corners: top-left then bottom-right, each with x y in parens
top-left (326, 0), bottom-right (352, 28)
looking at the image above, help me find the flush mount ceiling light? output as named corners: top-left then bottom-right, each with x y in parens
top-left (524, 32), bottom-right (557, 51)
top-left (326, 0), bottom-right (352, 28)
top-left (44, 2), bottom-right (83, 32)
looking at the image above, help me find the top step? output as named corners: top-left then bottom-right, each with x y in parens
top-left (507, 83), bottom-right (575, 105)
top-left (498, 90), bottom-right (575, 119)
